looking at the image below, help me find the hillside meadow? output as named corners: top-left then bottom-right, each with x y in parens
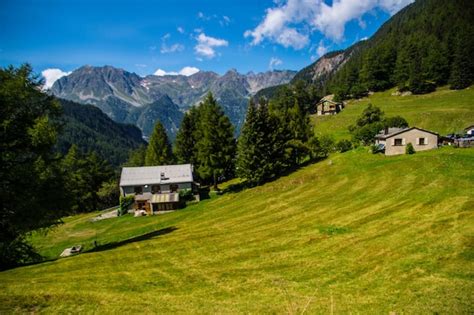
top-left (0, 146), bottom-right (473, 313)
top-left (312, 86), bottom-right (474, 141)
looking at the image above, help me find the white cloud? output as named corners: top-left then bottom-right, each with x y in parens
top-left (177, 26), bottom-right (185, 34)
top-left (41, 68), bottom-right (71, 89)
top-left (179, 66), bottom-right (200, 76)
top-left (153, 66), bottom-right (200, 77)
top-left (245, 0), bottom-right (414, 47)
top-left (244, 0), bottom-right (310, 49)
top-left (197, 12), bottom-right (210, 20)
top-left (160, 33), bottom-right (185, 54)
top-left (316, 40), bottom-right (328, 57)
top-left (194, 33), bottom-right (228, 59)
top-left (154, 69), bottom-right (177, 76)
top-left (161, 43), bottom-right (185, 54)
top-left (269, 57), bottom-right (283, 70)
top-left (220, 15), bottom-right (231, 26)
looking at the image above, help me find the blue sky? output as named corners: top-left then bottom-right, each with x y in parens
top-left (0, 0), bottom-right (413, 86)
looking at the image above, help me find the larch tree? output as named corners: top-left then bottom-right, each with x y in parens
top-left (0, 64), bottom-right (69, 268)
top-left (174, 106), bottom-right (199, 165)
top-left (145, 121), bottom-right (173, 166)
top-left (196, 93), bottom-right (235, 189)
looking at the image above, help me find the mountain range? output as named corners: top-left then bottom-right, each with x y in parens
top-left (51, 0), bottom-right (474, 142)
top-left (52, 66), bottom-right (296, 138)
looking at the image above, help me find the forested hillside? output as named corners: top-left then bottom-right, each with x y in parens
top-left (262, 0), bottom-right (474, 102)
top-left (328, 0), bottom-right (474, 99)
top-left (57, 99), bottom-right (146, 167)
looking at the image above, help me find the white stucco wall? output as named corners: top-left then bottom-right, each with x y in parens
top-left (384, 129), bottom-right (438, 156)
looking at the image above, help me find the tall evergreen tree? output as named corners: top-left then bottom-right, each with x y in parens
top-left (238, 98), bottom-right (286, 185)
top-left (145, 121), bottom-right (173, 166)
top-left (287, 99), bottom-right (312, 165)
top-left (124, 145), bottom-right (146, 167)
top-left (61, 146), bottom-right (113, 213)
top-left (237, 99), bottom-right (260, 184)
top-left (196, 93), bottom-right (236, 189)
top-left (174, 107), bottom-right (198, 165)
top-left (450, 30), bottom-right (474, 89)
top-left (0, 64), bottom-right (69, 268)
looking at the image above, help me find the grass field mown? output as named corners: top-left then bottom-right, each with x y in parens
top-left (0, 146), bottom-right (473, 313)
top-left (312, 86), bottom-right (474, 141)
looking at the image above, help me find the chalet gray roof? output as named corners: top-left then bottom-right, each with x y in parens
top-left (375, 127), bottom-right (406, 139)
top-left (315, 98), bottom-right (341, 105)
top-left (120, 164), bottom-right (193, 187)
top-left (375, 127), bottom-right (439, 140)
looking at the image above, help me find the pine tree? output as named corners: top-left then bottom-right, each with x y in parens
top-left (237, 99), bottom-right (261, 184)
top-left (450, 30), bottom-right (474, 89)
top-left (196, 93), bottom-right (236, 189)
top-left (145, 121), bottom-right (173, 166)
top-left (125, 145), bottom-right (146, 167)
top-left (287, 99), bottom-right (312, 165)
top-left (174, 107), bottom-right (198, 165)
top-left (1, 64), bottom-right (70, 268)
top-left (62, 146), bottom-right (113, 213)
top-left (237, 98), bottom-right (280, 185)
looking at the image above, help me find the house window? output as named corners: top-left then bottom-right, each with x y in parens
top-left (151, 185), bottom-right (161, 194)
top-left (394, 138), bottom-right (403, 146)
top-left (134, 186), bottom-right (143, 194)
top-left (418, 138), bottom-right (426, 145)
top-left (170, 184), bottom-right (179, 193)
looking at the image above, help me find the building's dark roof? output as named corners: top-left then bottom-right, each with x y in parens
top-left (375, 127), bottom-right (439, 140)
top-left (464, 125), bottom-right (474, 130)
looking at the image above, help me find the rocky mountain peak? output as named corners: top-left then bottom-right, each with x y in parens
top-left (51, 65), bottom-right (296, 137)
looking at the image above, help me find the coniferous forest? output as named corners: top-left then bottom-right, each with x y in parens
top-left (266, 0), bottom-right (474, 102)
top-left (329, 0), bottom-right (474, 100)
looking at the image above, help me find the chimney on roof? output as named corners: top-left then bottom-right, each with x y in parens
top-left (384, 127), bottom-right (389, 135)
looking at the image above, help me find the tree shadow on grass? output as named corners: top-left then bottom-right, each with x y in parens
top-left (86, 226), bottom-right (178, 253)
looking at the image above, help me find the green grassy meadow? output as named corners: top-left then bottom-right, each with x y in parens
top-left (1, 146), bottom-right (473, 313)
top-left (313, 86), bottom-right (474, 141)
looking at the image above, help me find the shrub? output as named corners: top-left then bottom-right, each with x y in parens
top-left (336, 139), bottom-right (353, 152)
top-left (406, 143), bottom-right (416, 154)
top-left (319, 134), bottom-right (335, 157)
top-left (118, 195), bottom-right (134, 216)
top-left (371, 144), bottom-right (379, 154)
top-left (384, 116), bottom-right (409, 128)
top-left (179, 189), bottom-right (194, 201)
top-left (352, 122), bottom-right (384, 145)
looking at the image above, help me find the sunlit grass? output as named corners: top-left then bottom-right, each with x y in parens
top-left (312, 86), bottom-right (474, 140)
top-left (1, 146), bottom-right (473, 313)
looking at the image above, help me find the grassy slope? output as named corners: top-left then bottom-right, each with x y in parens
top-left (0, 147), bottom-right (473, 313)
top-left (312, 86), bottom-right (474, 141)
